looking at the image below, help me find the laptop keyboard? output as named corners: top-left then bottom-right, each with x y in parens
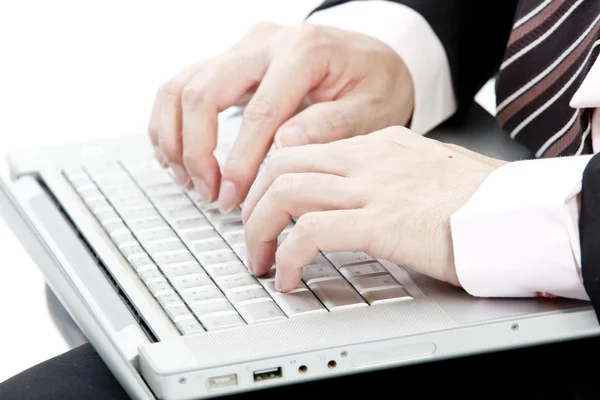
top-left (63, 158), bottom-right (413, 335)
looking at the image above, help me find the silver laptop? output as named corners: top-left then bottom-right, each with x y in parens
top-left (1, 105), bottom-right (598, 400)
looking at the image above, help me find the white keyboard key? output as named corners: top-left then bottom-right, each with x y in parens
top-left (145, 279), bottom-right (173, 296)
top-left (216, 273), bottom-right (259, 291)
top-left (78, 187), bottom-right (103, 201)
top-left (362, 287), bottom-right (413, 305)
top-left (222, 231), bottom-right (245, 245)
top-left (128, 217), bottom-right (169, 232)
top-left (272, 290), bottom-right (327, 317)
top-left (186, 190), bottom-right (202, 202)
top-left (144, 239), bottom-right (186, 254)
top-left (214, 219), bottom-right (244, 233)
top-left (188, 239), bottom-right (228, 255)
top-left (154, 194), bottom-right (192, 208)
top-left (196, 200), bottom-right (220, 212)
top-left (153, 251), bottom-right (195, 267)
top-left (110, 196), bottom-right (151, 209)
top-left (128, 255), bottom-right (154, 270)
top-left (232, 244), bottom-right (247, 263)
top-left (173, 217), bottom-right (211, 231)
top-left (205, 209), bottom-right (242, 223)
top-left (190, 299), bottom-right (236, 318)
top-left (135, 227), bottom-right (177, 243)
top-left (180, 286), bottom-right (225, 304)
top-left (119, 244), bottom-right (146, 259)
top-left (138, 268), bottom-right (165, 285)
top-left (164, 205), bottom-right (203, 221)
top-left (175, 318), bottom-right (205, 335)
top-left (302, 264), bottom-right (339, 285)
top-left (349, 274), bottom-right (401, 294)
top-left (205, 261), bottom-right (248, 277)
top-left (161, 262), bottom-right (205, 279)
top-left (119, 207), bottom-right (160, 221)
top-left (196, 250), bottom-right (239, 267)
top-left (102, 220), bottom-right (129, 234)
top-left (165, 304), bottom-right (193, 321)
top-left (237, 300), bottom-right (286, 324)
top-left (144, 184), bottom-right (182, 198)
top-left (170, 273), bottom-right (213, 292)
top-left (200, 313), bottom-right (245, 330)
top-left (227, 287), bottom-right (270, 305)
top-left (110, 233), bottom-right (136, 247)
top-left (156, 292), bottom-right (184, 308)
top-left (308, 278), bottom-right (367, 311)
top-left (325, 251), bottom-right (375, 268)
top-left (180, 229), bottom-right (220, 243)
top-left (339, 262), bottom-right (388, 279)
top-left (94, 208), bottom-right (120, 223)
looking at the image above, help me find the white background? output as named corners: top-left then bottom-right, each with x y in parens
top-left (0, 0), bottom-right (494, 383)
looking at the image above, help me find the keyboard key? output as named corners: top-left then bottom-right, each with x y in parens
top-left (145, 279), bottom-right (174, 296)
top-left (205, 261), bottom-right (248, 277)
top-left (173, 217), bottom-right (211, 231)
top-left (153, 251), bottom-right (195, 267)
top-left (156, 292), bottom-right (184, 308)
top-left (362, 287), bottom-right (413, 305)
top-left (165, 303), bottom-right (193, 321)
top-left (138, 267), bottom-right (164, 283)
top-left (272, 290), bottom-right (327, 317)
top-left (127, 217), bottom-right (169, 232)
top-left (175, 318), bottom-right (205, 335)
top-left (170, 273), bottom-right (213, 292)
top-left (236, 300), bottom-right (286, 324)
top-left (111, 233), bottom-right (136, 247)
top-left (308, 278), bottom-right (367, 311)
top-left (102, 220), bottom-right (129, 234)
top-left (214, 219), bottom-right (244, 233)
top-left (93, 208), bottom-right (120, 223)
top-left (119, 207), bottom-right (160, 221)
top-left (199, 313), bottom-right (246, 331)
top-left (161, 262), bottom-right (206, 279)
top-left (180, 229), bottom-right (220, 243)
top-left (339, 262), bottom-right (388, 279)
top-left (227, 287), bottom-right (270, 305)
top-left (164, 205), bottom-right (203, 221)
top-left (135, 227), bottom-right (177, 243)
top-left (128, 255), bottom-right (154, 270)
top-left (144, 239), bottom-right (186, 255)
top-left (153, 194), bottom-right (192, 208)
top-left (179, 286), bottom-right (225, 305)
top-left (190, 299), bottom-right (236, 318)
top-left (196, 250), bottom-right (239, 267)
top-left (119, 244), bottom-right (146, 259)
top-left (144, 184), bottom-right (182, 198)
top-left (188, 239), bottom-right (228, 255)
top-left (262, 279), bottom-right (307, 294)
top-left (302, 264), bottom-right (339, 285)
top-left (215, 273), bottom-right (260, 291)
top-left (349, 274), bottom-right (401, 294)
top-left (325, 251), bottom-right (375, 268)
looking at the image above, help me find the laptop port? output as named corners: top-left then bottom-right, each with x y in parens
top-left (253, 367), bottom-right (283, 382)
top-left (206, 374), bottom-right (238, 391)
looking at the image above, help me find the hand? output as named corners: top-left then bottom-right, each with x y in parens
top-left (148, 22), bottom-right (414, 213)
top-left (242, 127), bottom-right (507, 292)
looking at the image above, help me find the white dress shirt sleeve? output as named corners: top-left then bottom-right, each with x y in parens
top-left (451, 54), bottom-right (600, 301)
top-left (306, 0), bottom-right (457, 134)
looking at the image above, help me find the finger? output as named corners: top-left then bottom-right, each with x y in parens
top-left (274, 97), bottom-right (363, 148)
top-left (148, 98), bottom-right (166, 167)
top-left (181, 52), bottom-right (269, 202)
top-left (219, 48), bottom-right (330, 214)
top-left (156, 64), bottom-right (204, 187)
top-left (276, 210), bottom-right (370, 292)
top-left (241, 144), bottom-right (351, 224)
top-left (244, 173), bottom-right (366, 276)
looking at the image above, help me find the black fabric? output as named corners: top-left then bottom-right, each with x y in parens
top-left (311, 0), bottom-right (519, 125)
top-left (2, 339), bottom-right (600, 399)
top-left (580, 152), bottom-right (600, 322)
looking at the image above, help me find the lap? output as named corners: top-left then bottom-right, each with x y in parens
top-left (2, 336), bottom-right (599, 400)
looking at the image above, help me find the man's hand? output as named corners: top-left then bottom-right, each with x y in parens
top-left (242, 127), bottom-right (507, 292)
top-left (148, 22), bottom-right (414, 213)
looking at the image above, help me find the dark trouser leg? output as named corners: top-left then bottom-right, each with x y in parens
top-left (2, 336), bottom-right (599, 400)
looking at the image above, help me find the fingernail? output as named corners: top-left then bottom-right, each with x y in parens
top-left (275, 272), bottom-right (282, 292)
top-left (275, 126), bottom-right (308, 148)
top-left (169, 163), bottom-right (190, 187)
top-left (246, 257), bottom-right (255, 275)
top-left (154, 147), bottom-right (167, 167)
top-left (192, 177), bottom-right (212, 202)
top-left (218, 180), bottom-right (236, 214)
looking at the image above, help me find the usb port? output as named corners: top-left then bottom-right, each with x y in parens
top-left (253, 367), bottom-right (283, 382)
top-left (206, 374), bottom-right (237, 391)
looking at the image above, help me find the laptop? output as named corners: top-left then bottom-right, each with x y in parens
top-left (1, 104), bottom-right (598, 400)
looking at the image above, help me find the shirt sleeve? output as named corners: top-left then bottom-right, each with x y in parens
top-left (450, 156), bottom-right (593, 301)
top-left (305, 0), bottom-right (457, 135)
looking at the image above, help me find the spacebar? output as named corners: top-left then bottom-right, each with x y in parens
top-left (307, 278), bottom-right (367, 311)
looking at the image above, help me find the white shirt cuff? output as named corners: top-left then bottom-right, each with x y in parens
top-left (306, 0), bottom-right (457, 134)
top-left (450, 156), bottom-right (593, 300)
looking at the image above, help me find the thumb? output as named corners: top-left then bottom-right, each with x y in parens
top-left (274, 99), bottom-right (360, 148)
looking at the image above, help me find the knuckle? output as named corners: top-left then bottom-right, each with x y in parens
top-left (180, 85), bottom-right (207, 108)
top-left (243, 99), bottom-right (277, 122)
top-left (270, 173), bottom-right (296, 203)
top-left (247, 21), bottom-right (278, 36)
top-left (158, 80), bottom-right (182, 98)
top-left (293, 24), bottom-right (332, 55)
top-left (295, 212), bottom-right (321, 238)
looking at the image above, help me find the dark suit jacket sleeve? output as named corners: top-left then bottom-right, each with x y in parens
top-left (310, 0), bottom-right (519, 124)
top-left (580, 153), bottom-right (600, 321)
